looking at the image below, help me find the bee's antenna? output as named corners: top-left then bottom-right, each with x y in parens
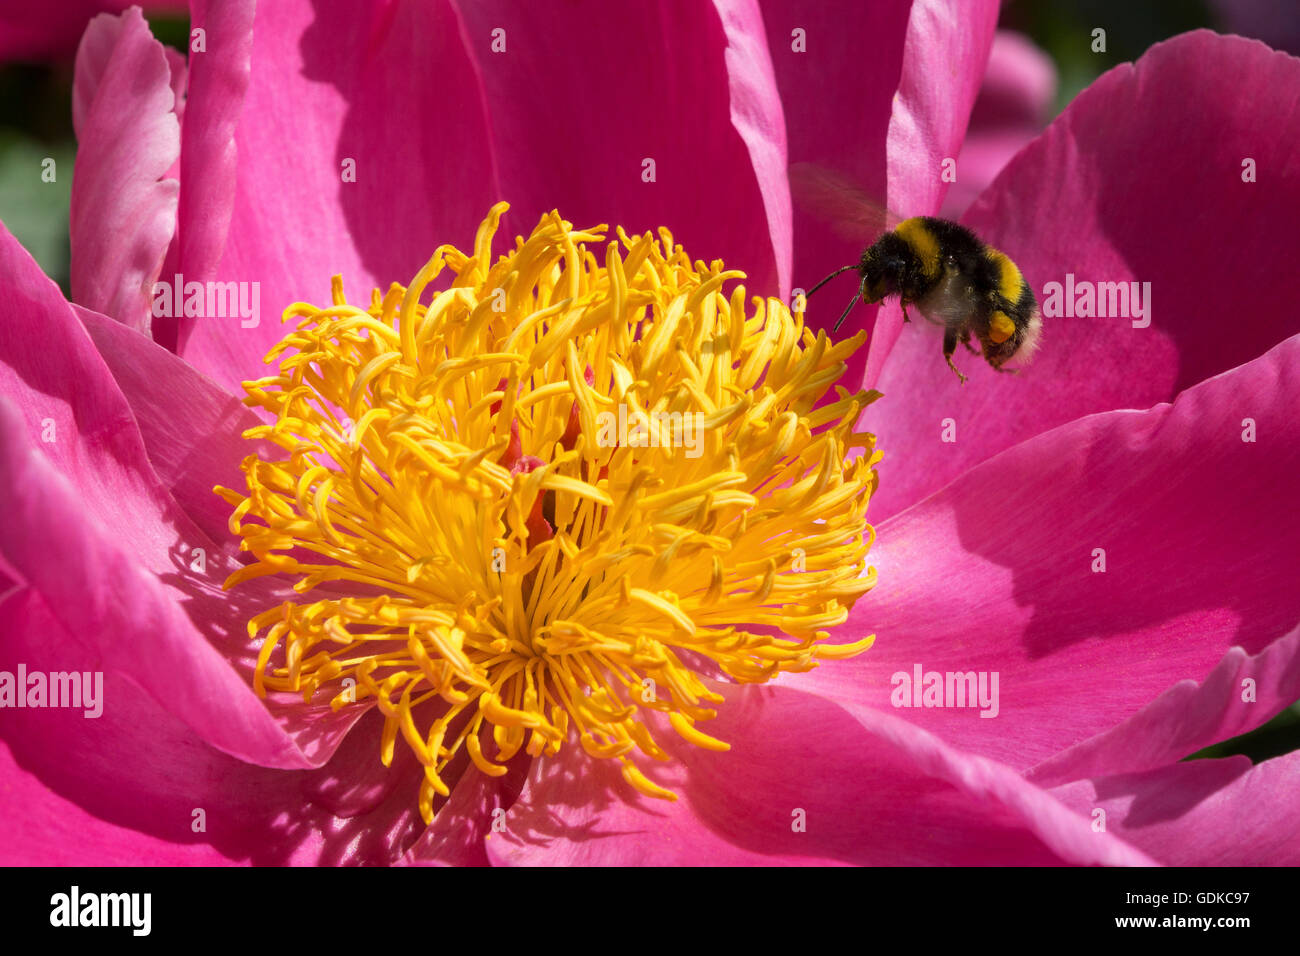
top-left (805, 264), bottom-right (858, 299)
top-left (832, 292), bottom-right (862, 333)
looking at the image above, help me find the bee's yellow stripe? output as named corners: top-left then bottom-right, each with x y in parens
top-left (986, 247), bottom-right (1024, 304)
top-left (895, 218), bottom-right (940, 280)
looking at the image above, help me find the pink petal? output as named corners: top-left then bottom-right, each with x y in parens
top-left (486, 682), bottom-right (1152, 866)
top-left (162, 0), bottom-right (255, 354)
top-left (0, 394), bottom-right (326, 770)
top-left (181, 0), bottom-right (792, 390)
top-left (0, 225), bottom-right (313, 769)
top-left (766, 0), bottom-right (904, 338)
top-left (400, 755), bottom-right (532, 867)
top-left (870, 31), bottom-right (1300, 518)
top-left (967, 30), bottom-right (1057, 128)
top-left (173, 0), bottom-right (505, 390)
top-left (938, 128), bottom-right (1044, 219)
top-left (859, 0), bottom-right (1000, 388)
top-left (1050, 751), bottom-right (1300, 865)
top-left (884, 0), bottom-right (1001, 232)
top-left (451, 1), bottom-right (785, 286)
top-left (714, 0), bottom-right (791, 296)
top-left (69, 6), bottom-right (180, 333)
top-left (801, 330), bottom-right (1300, 770)
top-left (1030, 618), bottom-right (1300, 786)
top-left (76, 303), bottom-right (275, 549)
top-left (939, 30), bottom-right (1056, 218)
top-left (68, 312), bottom-right (361, 764)
top-left (763, 0), bottom-right (997, 385)
top-left (152, 42), bottom-right (189, 349)
top-left (0, 587), bottom-right (266, 865)
top-left (0, 587), bottom-right (429, 865)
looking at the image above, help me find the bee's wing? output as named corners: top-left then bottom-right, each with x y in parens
top-left (788, 163), bottom-right (903, 242)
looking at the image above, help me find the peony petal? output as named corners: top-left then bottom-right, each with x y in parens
top-left (158, 0), bottom-right (254, 354)
top-left (870, 31), bottom-right (1300, 518)
top-left (884, 0), bottom-right (1000, 236)
top-left (69, 6), bottom-right (180, 333)
top-left (802, 330), bottom-right (1300, 770)
top-left (0, 224), bottom-right (316, 769)
top-left (1028, 618), bottom-right (1300, 786)
top-left (451, 1), bottom-right (784, 284)
top-left (176, 0), bottom-right (501, 390)
top-left (182, 1), bottom-right (795, 391)
top-left (939, 30), bottom-right (1055, 218)
top-left (761, 0), bottom-right (998, 386)
top-left (714, 0), bottom-right (791, 296)
top-left (0, 587), bottom-right (273, 864)
top-left (0, 586), bottom-right (434, 865)
top-left (965, 30), bottom-right (1057, 129)
top-left (400, 751), bottom-right (532, 867)
top-left (0, 393), bottom-right (328, 770)
top-left (938, 128), bottom-right (1044, 220)
top-left (486, 682), bottom-right (1152, 865)
top-left (765, 0), bottom-right (905, 343)
top-left (810, 0), bottom-right (998, 390)
top-left (1050, 750), bottom-right (1300, 865)
top-left (76, 303), bottom-right (275, 549)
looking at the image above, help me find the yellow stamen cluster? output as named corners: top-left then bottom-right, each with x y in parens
top-left (218, 203), bottom-right (881, 823)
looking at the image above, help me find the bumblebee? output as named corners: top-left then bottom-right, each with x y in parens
top-left (791, 165), bottom-right (1041, 383)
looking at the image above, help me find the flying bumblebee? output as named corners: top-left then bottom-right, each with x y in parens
top-left (793, 164), bottom-right (1041, 384)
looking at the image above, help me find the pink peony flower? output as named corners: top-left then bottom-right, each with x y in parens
top-left (938, 30), bottom-right (1056, 219)
top-left (2, 1), bottom-right (1298, 867)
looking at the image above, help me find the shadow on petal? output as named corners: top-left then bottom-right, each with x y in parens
top-left (1090, 758), bottom-right (1251, 830)
top-left (490, 682), bottom-right (1115, 865)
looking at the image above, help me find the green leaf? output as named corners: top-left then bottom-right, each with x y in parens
top-left (0, 131), bottom-right (73, 295)
top-left (1186, 701), bottom-right (1300, 763)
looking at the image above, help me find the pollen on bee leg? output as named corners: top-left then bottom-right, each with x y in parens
top-left (215, 202), bottom-right (881, 822)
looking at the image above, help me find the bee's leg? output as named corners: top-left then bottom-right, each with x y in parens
top-left (942, 327), bottom-right (968, 384)
top-left (961, 328), bottom-right (979, 354)
top-left (900, 301), bottom-right (912, 323)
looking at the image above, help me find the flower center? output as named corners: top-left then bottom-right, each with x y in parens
top-left (217, 203), bottom-right (881, 823)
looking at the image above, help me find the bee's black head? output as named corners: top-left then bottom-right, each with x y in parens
top-left (861, 259), bottom-right (905, 302)
top-left (860, 233), bottom-right (915, 303)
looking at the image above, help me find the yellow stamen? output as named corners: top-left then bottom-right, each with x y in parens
top-left (217, 203), bottom-right (882, 824)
